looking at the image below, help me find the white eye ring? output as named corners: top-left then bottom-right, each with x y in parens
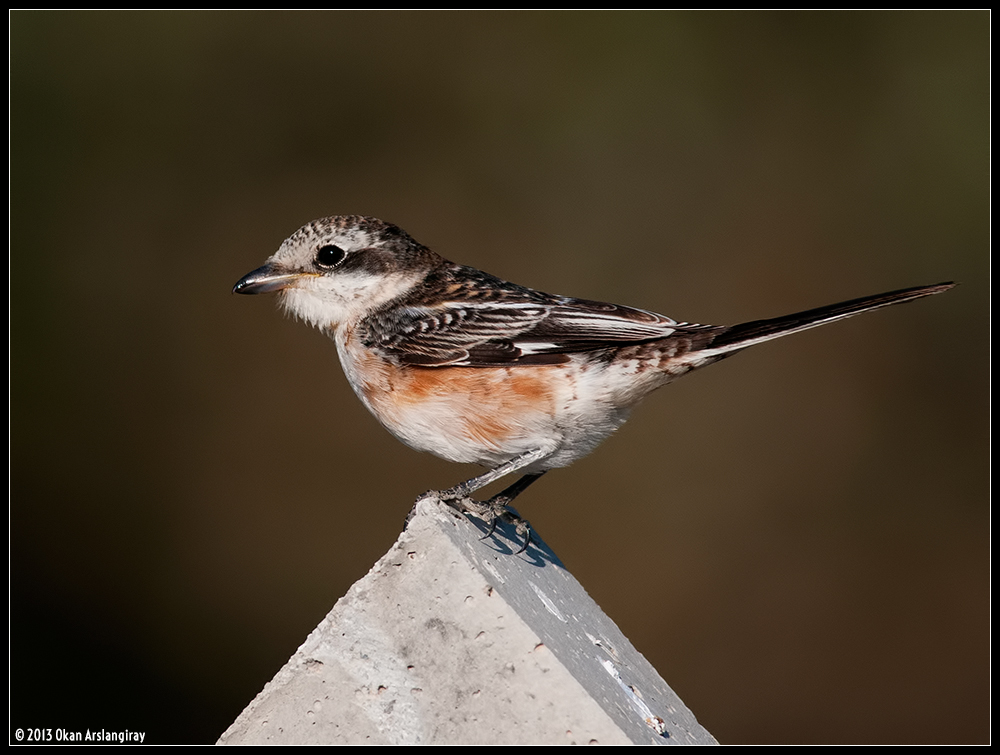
top-left (315, 244), bottom-right (347, 269)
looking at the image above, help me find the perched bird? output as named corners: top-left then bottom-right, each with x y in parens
top-left (234, 215), bottom-right (952, 550)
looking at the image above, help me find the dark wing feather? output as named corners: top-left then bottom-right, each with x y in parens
top-left (364, 303), bottom-right (554, 366)
top-left (358, 292), bottom-right (683, 368)
top-left (358, 262), bottom-right (955, 369)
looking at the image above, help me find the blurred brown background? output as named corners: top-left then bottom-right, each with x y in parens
top-left (11, 11), bottom-right (987, 745)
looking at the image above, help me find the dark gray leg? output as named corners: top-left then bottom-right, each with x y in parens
top-left (479, 472), bottom-right (546, 553)
top-left (420, 449), bottom-right (550, 554)
top-left (438, 448), bottom-right (549, 501)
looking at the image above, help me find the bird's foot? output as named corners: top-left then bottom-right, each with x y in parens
top-left (418, 489), bottom-right (532, 554)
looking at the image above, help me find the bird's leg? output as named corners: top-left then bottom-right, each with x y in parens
top-left (422, 449), bottom-right (549, 552)
top-left (437, 447), bottom-right (549, 501)
top-left (477, 472), bottom-right (546, 553)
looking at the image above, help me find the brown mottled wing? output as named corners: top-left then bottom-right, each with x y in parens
top-left (359, 270), bottom-right (955, 367)
top-left (358, 295), bottom-right (683, 367)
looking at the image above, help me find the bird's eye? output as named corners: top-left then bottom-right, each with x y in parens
top-left (315, 244), bottom-right (347, 269)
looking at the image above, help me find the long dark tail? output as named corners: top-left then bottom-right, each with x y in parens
top-left (701, 282), bottom-right (955, 357)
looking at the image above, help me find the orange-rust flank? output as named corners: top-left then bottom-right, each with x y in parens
top-left (359, 357), bottom-right (562, 448)
top-left (393, 363), bottom-right (557, 407)
top-left (463, 367), bottom-right (558, 447)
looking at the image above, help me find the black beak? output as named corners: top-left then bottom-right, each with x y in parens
top-left (232, 263), bottom-right (302, 295)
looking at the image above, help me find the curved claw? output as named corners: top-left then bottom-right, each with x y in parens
top-left (513, 523), bottom-right (532, 554)
top-left (480, 516), bottom-right (500, 540)
top-left (427, 485), bottom-right (535, 554)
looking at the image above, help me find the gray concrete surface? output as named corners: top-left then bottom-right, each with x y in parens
top-left (218, 495), bottom-right (717, 745)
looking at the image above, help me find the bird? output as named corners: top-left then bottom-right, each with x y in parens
top-left (233, 215), bottom-right (953, 551)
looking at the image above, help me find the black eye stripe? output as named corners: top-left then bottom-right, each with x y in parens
top-left (315, 244), bottom-right (347, 269)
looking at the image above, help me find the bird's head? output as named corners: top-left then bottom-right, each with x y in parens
top-left (233, 215), bottom-right (439, 330)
